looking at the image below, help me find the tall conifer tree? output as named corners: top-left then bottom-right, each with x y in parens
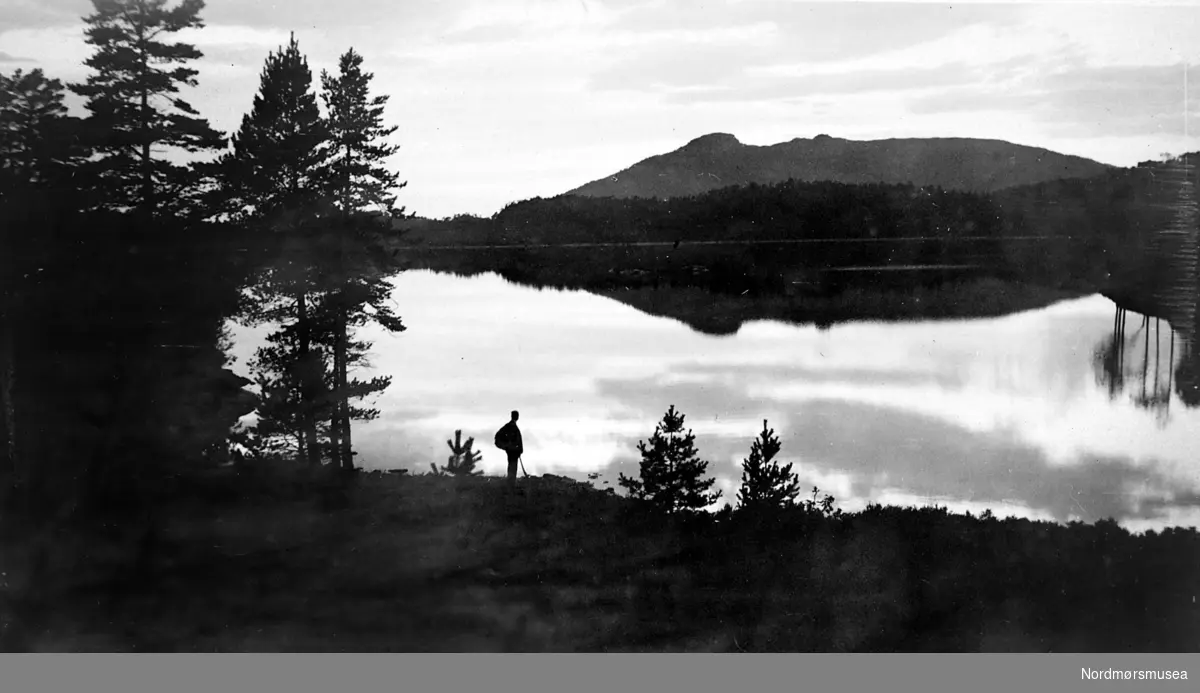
top-left (70, 0), bottom-right (222, 214)
top-left (318, 48), bottom-right (407, 470)
top-left (320, 49), bottom-right (404, 214)
top-left (223, 34), bottom-right (333, 466)
top-left (222, 32), bottom-right (330, 222)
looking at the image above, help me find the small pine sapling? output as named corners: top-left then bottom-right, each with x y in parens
top-left (438, 429), bottom-right (483, 476)
top-left (800, 486), bottom-right (842, 518)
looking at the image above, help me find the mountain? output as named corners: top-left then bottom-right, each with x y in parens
top-left (565, 133), bottom-right (1113, 199)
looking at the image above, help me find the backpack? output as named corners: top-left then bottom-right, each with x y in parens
top-left (494, 426), bottom-right (508, 451)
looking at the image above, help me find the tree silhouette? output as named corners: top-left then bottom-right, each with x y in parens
top-left (70, 0), bottom-right (223, 214)
top-left (245, 325), bottom-right (331, 462)
top-left (433, 430), bottom-right (483, 476)
top-left (619, 405), bottom-right (722, 513)
top-left (0, 69), bottom-right (83, 190)
top-left (217, 32), bottom-right (330, 223)
top-left (222, 34), bottom-right (334, 466)
top-left (309, 260), bottom-right (402, 472)
top-left (318, 48), bottom-right (408, 471)
top-left (320, 48), bottom-right (405, 215)
top-left (736, 419), bottom-right (801, 512)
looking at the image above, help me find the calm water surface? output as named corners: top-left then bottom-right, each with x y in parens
top-left (228, 270), bottom-right (1200, 532)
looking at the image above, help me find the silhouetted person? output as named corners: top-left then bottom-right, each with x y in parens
top-left (494, 410), bottom-right (524, 488)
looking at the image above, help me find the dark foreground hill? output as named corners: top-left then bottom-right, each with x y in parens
top-left (566, 133), bottom-right (1113, 199)
top-left (3, 469), bottom-right (1196, 652)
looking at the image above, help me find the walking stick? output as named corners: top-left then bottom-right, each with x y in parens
top-left (519, 455), bottom-right (529, 478)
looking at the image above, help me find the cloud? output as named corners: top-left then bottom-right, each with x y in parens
top-left (0, 0), bottom-right (458, 60)
top-left (677, 359), bottom-right (969, 392)
top-left (656, 63), bottom-right (985, 104)
top-left (1139, 489), bottom-right (1200, 517)
top-left (177, 24), bottom-right (293, 48)
top-left (783, 398), bottom-right (1169, 523)
top-left (588, 1), bottom-right (1025, 97)
top-left (193, 0), bottom-right (454, 37)
top-left (589, 35), bottom-right (777, 92)
top-left (0, 26), bottom-right (93, 81)
top-left (910, 60), bottom-right (1200, 140)
top-left (593, 363), bottom-right (1200, 525)
top-left (606, 1), bottom-right (1023, 63)
top-left (0, 51), bottom-right (35, 63)
top-left (443, 0), bottom-right (621, 34)
top-left (0, 0), bottom-right (86, 29)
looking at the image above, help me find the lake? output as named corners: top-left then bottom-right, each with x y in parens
top-left (227, 269), bottom-right (1200, 533)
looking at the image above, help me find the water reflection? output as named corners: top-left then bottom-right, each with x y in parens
top-left (1098, 152), bottom-right (1200, 413)
top-left (1093, 281), bottom-right (1200, 420)
top-left (1093, 309), bottom-right (1176, 424)
top-left (227, 271), bottom-right (1200, 532)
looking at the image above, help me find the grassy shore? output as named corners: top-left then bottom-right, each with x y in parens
top-left (2, 468), bottom-right (1196, 652)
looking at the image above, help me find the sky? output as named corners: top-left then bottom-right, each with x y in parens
top-left (2, 0), bottom-right (1199, 218)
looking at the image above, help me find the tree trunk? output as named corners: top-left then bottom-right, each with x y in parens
top-left (336, 310), bottom-right (352, 471)
top-left (327, 397), bottom-right (342, 469)
top-left (141, 88), bottom-right (151, 210)
top-left (336, 144), bottom-right (354, 472)
top-left (138, 36), bottom-right (152, 212)
top-left (327, 332), bottom-right (342, 470)
top-left (295, 291), bottom-right (321, 466)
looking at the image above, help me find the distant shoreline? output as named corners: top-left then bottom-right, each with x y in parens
top-left (392, 241), bottom-right (1092, 333)
top-left (400, 234), bottom-right (1066, 251)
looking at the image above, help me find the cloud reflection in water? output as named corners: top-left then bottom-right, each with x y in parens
top-left (226, 271), bottom-right (1200, 531)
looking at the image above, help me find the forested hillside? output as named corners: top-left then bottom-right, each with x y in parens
top-left (565, 133), bottom-right (1112, 200)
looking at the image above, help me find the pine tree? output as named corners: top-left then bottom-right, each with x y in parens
top-left (223, 34), bottom-right (335, 467)
top-left (619, 405), bottom-right (722, 514)
top-left (69, 0), bottom-right (223, 214)
top-left (309, 267), bottom-right (402, 469)
top-left (219, 32), bottom-right (330, 223)
top-left (241, 241), bottom-right (332, 467)
top-left (319, 48), bottom-right (408, 471)
top-left (320, 48), bottom-right (405, 215)
top-left (736, 419), bottom-right (801, 512)
top-left (0, 69), bottom-right (83, 190)
top-left (435, 430), bottom-right (483, 476)
top-left (245, 327), bottom-right (332, 463)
